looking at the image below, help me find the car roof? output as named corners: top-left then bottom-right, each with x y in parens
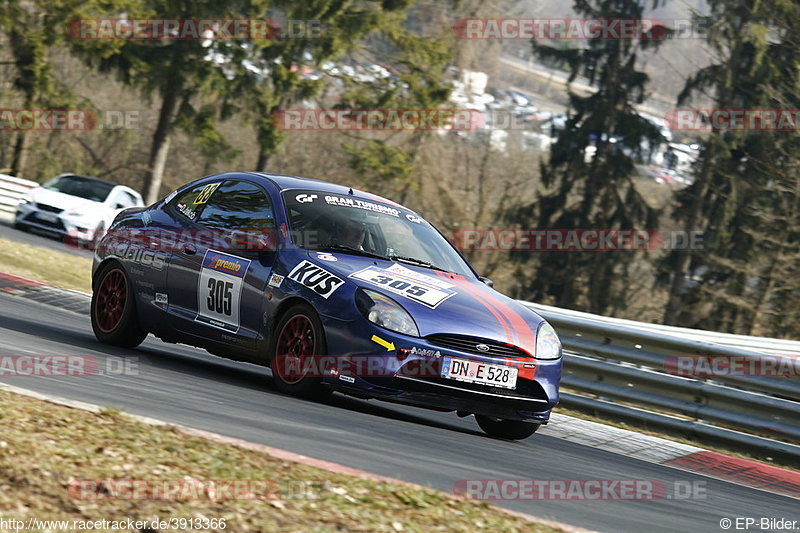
top-left (55, 173), bottom-right (117, 187)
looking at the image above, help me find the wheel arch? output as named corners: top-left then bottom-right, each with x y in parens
top-left (266, 296), bottom-right (328, 361)
top-left (92, 257), bottom-right (125, 290)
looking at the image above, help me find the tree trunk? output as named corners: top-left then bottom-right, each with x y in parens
top-left (10, 131), bottom-right (28, 177)
top-left (663, 140), bottom-right (717, 324)
top-left (255, 147), bottom-right (269, 173)
top-left (144, 77), bottom-right (181, 204)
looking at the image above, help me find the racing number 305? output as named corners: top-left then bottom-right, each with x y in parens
top-left (207, 278), bottom-right (233, 316)
top-left (371, 274), bottom-right (427, 297)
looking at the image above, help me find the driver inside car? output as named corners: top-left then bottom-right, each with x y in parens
top-left (333, 213), bottom-right (367, 250)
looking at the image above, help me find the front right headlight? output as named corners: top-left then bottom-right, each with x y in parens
top-left (535, 322), bottom-right (562, 359)
top-left (355, 288), bottom-right (419, 337)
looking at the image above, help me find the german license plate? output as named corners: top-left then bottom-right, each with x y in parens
top-left (34, 211), bottom-right (58, 223)
top-left (440, 357), bottom-right (518, 389)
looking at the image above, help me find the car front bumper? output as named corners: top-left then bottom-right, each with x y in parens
top-left (318, 313), bottom-right (562, 423)
top-left (15, 203), bottom-right (96, 242)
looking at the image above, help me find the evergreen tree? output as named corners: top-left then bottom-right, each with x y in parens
top-left (0, 0), bottom-right (88, 176)
top-left (662, 0), bottom-right (800, 338)
top-left (509, 0), bottom-right (667, 314)
top-left (71, 0), bottom-right (270, 203)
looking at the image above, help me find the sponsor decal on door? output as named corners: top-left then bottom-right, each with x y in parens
top-left (195, 249), bottom-right (251, 332)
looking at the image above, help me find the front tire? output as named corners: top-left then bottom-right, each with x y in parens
top-left (475, 415), bottom-right (540, 440)
top-left (91, 262), bottom-right (147, 348)
top-left (269, 303), bottom-right (331, 400)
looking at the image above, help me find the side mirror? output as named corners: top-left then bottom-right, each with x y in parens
top-left (479, 276), bottom-right (494, 288)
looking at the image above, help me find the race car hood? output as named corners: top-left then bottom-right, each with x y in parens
top-left (29, 187), bottom-right (102, 211)
top-left (304, 251), bottom-right (545, 353)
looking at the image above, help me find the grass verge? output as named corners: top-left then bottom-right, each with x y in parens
top-left (0, 237), bottom-right (91, 292)
top-left (0, 389), bottom-right (562, 532)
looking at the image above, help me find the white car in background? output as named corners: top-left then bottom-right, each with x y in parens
top-left (15, 173), bottom-right (143, 247)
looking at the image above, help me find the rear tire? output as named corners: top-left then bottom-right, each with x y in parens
top-left (91, 261), bottom-right (147, 348)
top-left (475, 415), bottom-right (540, 440)
top-left (268, 303), bottom-right (331, 400)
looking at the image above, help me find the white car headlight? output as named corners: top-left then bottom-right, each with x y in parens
top-left (535, 322), bottom-right (562, 360)
top-left (356, 288), bottom-right (419, 337)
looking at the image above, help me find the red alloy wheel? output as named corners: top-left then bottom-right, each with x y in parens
top-left (275, 314), bottom-right (316, 385)
top-left (94, 268), bottom-right (127, 333)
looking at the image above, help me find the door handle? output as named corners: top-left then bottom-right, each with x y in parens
top-left (182, 244), bottom-right (196, 255)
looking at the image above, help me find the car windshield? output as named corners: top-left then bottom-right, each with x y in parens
top-left (283, 190), bottom-right (474, 277)
top-left (42, 174), bottom-right (114, 202)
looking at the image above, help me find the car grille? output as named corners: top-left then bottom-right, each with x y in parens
top-left (35, 203), bottom-right (64, 214)
top-left (21, 212), bottom-right (66, 231)
top-left (425, 334), bottom-right (530, 359)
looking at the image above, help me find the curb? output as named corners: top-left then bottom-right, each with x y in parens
top-left (541, 414), bottom-right (799, 500)
top-left (1, 271), bottom-right (798, 502)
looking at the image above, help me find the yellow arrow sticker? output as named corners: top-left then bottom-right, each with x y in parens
top-left (371, 334), bottom-right (395, 352)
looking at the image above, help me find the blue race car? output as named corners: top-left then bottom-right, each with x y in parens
top-left (90, 172), bottom-right (562, 439)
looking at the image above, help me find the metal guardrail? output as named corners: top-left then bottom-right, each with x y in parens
top-left (0, 174), bottom-right (37, 216)
top-left (521, 302), bottom-right (800, 460)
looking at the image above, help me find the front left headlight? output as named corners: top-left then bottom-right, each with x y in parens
top-left (535, 322), bottom-right (562, 359)
top-left (356, 288), bottom-right (419, 337)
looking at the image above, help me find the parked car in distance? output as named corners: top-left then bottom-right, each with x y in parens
top-left (15, 173), bottom-right (144, 247)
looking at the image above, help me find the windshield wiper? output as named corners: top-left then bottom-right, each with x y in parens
top-left (388, 255), bottom-right (454, 274)
top-left (314, 245), bottom-right (387, 260)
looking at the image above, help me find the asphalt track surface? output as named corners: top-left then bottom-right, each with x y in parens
top-left (0, 294), bottom-right (797, 532)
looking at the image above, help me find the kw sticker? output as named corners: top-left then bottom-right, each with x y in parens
top-left (287, 260), bottom-right (344, 299)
